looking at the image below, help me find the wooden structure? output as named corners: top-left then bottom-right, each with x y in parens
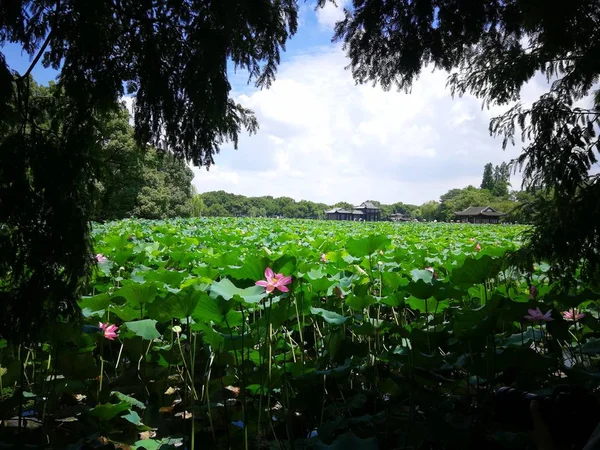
top-left (454, 206), bottom-right (505, 224)
top-left (390, 213), bottom-right (411, 222)
top-left (325, 201), bottom-right (381, 222)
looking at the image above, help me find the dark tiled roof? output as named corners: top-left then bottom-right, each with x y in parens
top-left (352, 210), bottom-right (364, 215)
top-left (455, 206), bottom-right (505, 216)
top-left (355, 201), bottom-right (380, 210)
top-left (326, 208), bottom-right (354, 214)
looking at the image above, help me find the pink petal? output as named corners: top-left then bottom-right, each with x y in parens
top-left (527, 308), bottom-right (539, 316)
top-left (277, 285), bottom-right (289, 293)
top-left (255, 280), bottom-right (268, 287)
top-left (264, 267), bottom-right (274, 280)
top-left (99, 322), bottom-right (107, 330)
top-left (278, 276), bottom-right (292, 286)
top-left (265, 285), bottom-right (275, 293)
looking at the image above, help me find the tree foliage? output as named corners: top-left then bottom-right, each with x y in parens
top-left (125, 149), bottom-right (193, 219)
top-left (480, 163), bottom-right (494, 191)
top-left (0, 78), bottom-right (99, 338)
top-left (492, 162), bottom-right (511, 197)
top-left (331, 0), bottom-right (600, 284)
top-left (195, 191), bottom-right (420, 220)
top-left (198, 191), bottom-right (330, 219)
top-left (480, 162), bottom-right (511, 197)
top-left (418, 182), bottom-right (543, 224)
top-left (0, 0), bottom-right (299, 339)
top-left (93, 105), bottom-right (146, 219)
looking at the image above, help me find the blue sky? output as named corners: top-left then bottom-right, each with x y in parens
top-left (2, 1), bottom-right (548, 205)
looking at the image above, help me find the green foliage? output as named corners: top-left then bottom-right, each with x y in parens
top-left (0, 79), bottom-right (96, 340)
top-left (481, 163), bottom-right (494, 191)
top-left (0, 0), bottom-right (299, 339)
top-left (480, 162), bottom-right (511, 197)
top-left (93, 106), bottom-right (195, 221)
top-left (1, 218), bottom-right (599, 449)
top-left (439, 186), bottom-right (496, 221)
top-left (197, 190), bottom-right (420, 220)
top-left (94, 105), bottom-right (146, 219)
top-left (492, 162), bottom-right (511, 197)
top-left (189, 192), bottom-right (206, 217)
top-left (419, 180), bottom-right (543, 223)
top-left (130, 149), bottom-right (194, 220)
top-left (199, 190), bottom-right (330, 219)
top-left (417, 200), bottom-right (441, 221)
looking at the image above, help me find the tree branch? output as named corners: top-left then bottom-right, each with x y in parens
top-left (17, 0), bottom-right (60, 82)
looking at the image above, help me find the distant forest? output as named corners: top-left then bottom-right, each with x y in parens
top-left (187, 163), bottom-right (539, 223)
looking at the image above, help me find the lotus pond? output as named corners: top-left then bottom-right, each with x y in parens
top-left (1, 218), bottom-right (599, 449)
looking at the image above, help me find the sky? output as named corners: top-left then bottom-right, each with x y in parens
top-left (1, 1), bottom-right (557, 206)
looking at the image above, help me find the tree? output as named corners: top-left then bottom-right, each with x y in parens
top-left (332, 0), bottom-right (600, 284)
top-left (491, 162), bottom-right (511, 198)
top-left (189, 194), bottom-right (206, 217)
top-left (481, 163), bottom-right (494, 191)
top-left (131, 149), bottom-right (194, 219)
top-left (418, 201), bottom-right (441, 221)
top-left (91, 102), bottom-right (194, 221)
top-left (438, 186), bottom-right (496, 221)
top-left (0, 1), bottom-right (299, 337)
top-left (333, 202), bottom-right (354, 210)
top-left (205, 203), bottom-right (229, 217)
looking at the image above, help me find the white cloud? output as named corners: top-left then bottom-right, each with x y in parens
top-left (192, 44), bottom-right (553, 205)
top-left (315, 0), bottom-right (348, 29)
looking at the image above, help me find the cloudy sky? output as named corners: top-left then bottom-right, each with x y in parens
top-left (2, 1), bottom-right (555, 205)
top-left (191, 1), bottom-right (554, 205)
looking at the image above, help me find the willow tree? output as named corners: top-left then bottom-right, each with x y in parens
top-left (328, 0), bottom-right (600, 285)
top-left (0, 1), bottom-right (298, 339)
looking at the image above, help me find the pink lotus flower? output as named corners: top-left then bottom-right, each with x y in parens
top-left (524, 308), bottom-right (553, 322)
top-left (562, 308), bottom-right (585, 322)
top-left (320, 253), bottom-right (327, 262)
top-left (475, 243), bottom-right (481, 252)
top-left (96, 253), bottom-right (107, 263)
top-left (99, 322), bottom-right (119, 340)
top-left (255, 267), bottom-right (292, 294)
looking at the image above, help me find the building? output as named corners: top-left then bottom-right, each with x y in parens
top-left (324, 208), bottom-right (354, 221)
top-left (390, 213), bottom-right (411, 222)
top-left (325, 201), bottom-right (381, 221)
top-left (454, 206), bottom-right (505, 224)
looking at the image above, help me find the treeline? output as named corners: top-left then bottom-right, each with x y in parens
top-left (191, 163), bottom-right (540, 223)
top-left (193, 188), bottom-right (535, 223)
top-left (417, 186), bottom-right (537, 223)
top-left (416, 162), bottom-right (539, 223)
top-left (192, 191), bottom-right (420, 220)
